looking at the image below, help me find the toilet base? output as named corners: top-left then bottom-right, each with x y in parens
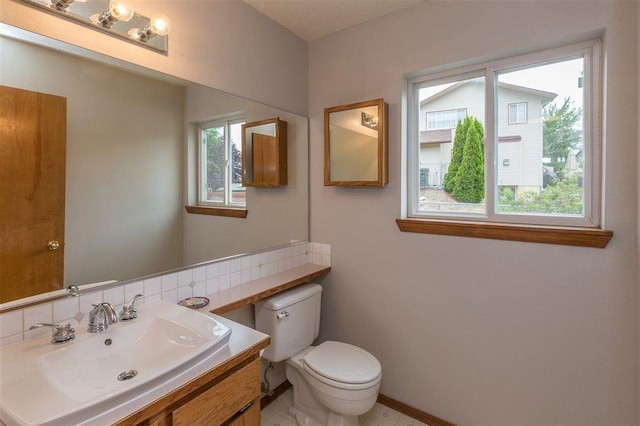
top-left (285, 347), bottom-right (379, 426)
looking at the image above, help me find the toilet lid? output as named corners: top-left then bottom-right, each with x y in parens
top-left (303, 341), bottom-right (381, 385)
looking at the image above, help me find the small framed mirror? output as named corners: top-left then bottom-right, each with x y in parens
top-left (242, 117), bottom-right (288, 187)
top-left (324, 98), bottom-right (388, 186)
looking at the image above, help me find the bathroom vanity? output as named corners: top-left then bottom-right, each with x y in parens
top-left (115, 320), bottom-right (268, 426)
top-left (0, 264), bottom-right (330, 426)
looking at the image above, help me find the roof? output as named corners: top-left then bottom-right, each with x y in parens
top-left (420, 80), bottom-right (557, 107)
top-left (420, 130), bottom-right (522, 144)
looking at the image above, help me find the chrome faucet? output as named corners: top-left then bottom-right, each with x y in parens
top-left (87, 302), bottom-right (118, 333)
top-left (119, 294), bottom-right (143, 321)
top-left (29, 322), bottom-right (75, 344)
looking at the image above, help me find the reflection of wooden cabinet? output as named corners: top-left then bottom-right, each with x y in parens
top-left (242, 117), bottom-right (287, 187)
top-left (115, 353), bottom-right (263, 426)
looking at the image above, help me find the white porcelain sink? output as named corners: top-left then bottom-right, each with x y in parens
top-left (0, 300), bottom-right (231, 425)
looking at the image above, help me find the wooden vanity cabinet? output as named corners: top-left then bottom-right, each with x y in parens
top-left (115, 347), bottom-right (265, 426)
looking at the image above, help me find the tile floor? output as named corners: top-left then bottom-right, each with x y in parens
top-left (260, 389), bottom-right (429, 426)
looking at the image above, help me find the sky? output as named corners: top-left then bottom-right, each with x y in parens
top-left (419, 57), bottom-right (584, 111)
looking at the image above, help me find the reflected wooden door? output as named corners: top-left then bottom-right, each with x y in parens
top-left (0, 85), bottom-right (66, 303)
top-left (252, 133), bottom-right (277, 184)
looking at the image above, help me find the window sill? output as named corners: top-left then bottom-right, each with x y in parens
top-left (185, 205), bottom-right (247, 218)
top-left (396, 218), bottom-right (612, 248)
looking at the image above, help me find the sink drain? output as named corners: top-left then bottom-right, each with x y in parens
top-left (117, 370), bottom-right (138, 381)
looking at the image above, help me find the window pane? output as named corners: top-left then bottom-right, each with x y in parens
top-left (417, 76), bottom-right (486, 215)
top-left (229, 121), bottom-right (245, 205)
top-left (204, 125), bottom-right (225, 203)
top-left (496, 57), bottom-right (585, 217)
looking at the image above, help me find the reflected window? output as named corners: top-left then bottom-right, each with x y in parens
top-left (198, 116), bottom-right (245, 207)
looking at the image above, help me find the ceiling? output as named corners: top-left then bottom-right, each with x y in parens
top-left (242, 0), bottom-right (425, 42)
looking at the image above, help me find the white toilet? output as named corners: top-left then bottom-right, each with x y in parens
top-left (254, 283), bottom-right (382, 426)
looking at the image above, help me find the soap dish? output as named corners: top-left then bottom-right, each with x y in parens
top-left (178, 297), bottom-right (210, 309)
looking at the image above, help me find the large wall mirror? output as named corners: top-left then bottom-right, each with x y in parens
top-left (324, 98), bottom-right (388, 186)
top-left (0, 24), bottom-right (309, 305)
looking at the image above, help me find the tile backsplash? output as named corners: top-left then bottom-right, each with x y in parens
top-left (0, 242), bottom-right (330, 346)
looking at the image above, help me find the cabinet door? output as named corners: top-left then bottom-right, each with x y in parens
top-left (172, 360), bottom-right (260, 426)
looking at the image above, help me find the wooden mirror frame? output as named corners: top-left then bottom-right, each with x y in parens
top-left (324, 98), bottom-right (388, 187)
top-left (242, 117), bottom-right (288, 187)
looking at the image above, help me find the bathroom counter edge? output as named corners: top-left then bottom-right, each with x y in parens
top-left (207, 263), bottom-right (332, 315)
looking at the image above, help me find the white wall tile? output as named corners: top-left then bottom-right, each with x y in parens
top-left (193, 266), bottom-right (206, 283)
top-left (144, 276), bottom-right (162, 296)
top-left (124, 281), bottom-right (144, 303)
top-left (79, 291), bottom-right (103, 315)
top-left (161, 273), bottom-right (178, 291)
top-left (144, 293), bottom-right (161, 304)
top-left (161, 290), bottom-right (178, 304)
top-left (178, 269), bottom-right (193, 287)
top-left (206, 263), bottom-right (219, 279)
top-left (103, 285), bottom-right (124, 306)
top-left (53, 297), bottom-right (79, 323)
top-left (218, 261), bottom-right (230, 275)
top-left (241, 256), bottom-right (252, 270)
top-left (230, 259), bottom-right (242, 273)
top-left (251, 266), bottom-right (261, 280)
top-left (219, 274), bottom-right (230, 291)
top-left (230, 271), bottom-right (242, 287)
top-left (23, 303), bottom-right (52, 331)
top-left (241, 269), bottom-right (251, 284)
top-left (192, 281), bottom-right (206, 297)
top-left (206, 277), bottom-right (219, 295)
top-left (177, 286), bottom-right (192, 302)
top-left (0, 310), bottom-right (23, 338)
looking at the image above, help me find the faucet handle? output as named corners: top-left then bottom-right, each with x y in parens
top-left (30, 323), bottom-right (75, 344)
top-left (119, 294), bottom-right (143, 321)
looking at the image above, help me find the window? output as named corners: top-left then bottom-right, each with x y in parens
top-left (403, 40), bottom-right (610, 246)
top-left (508, 102), bottom-right (527, 124)
top-left (198, 116), bottom-right (245, 207)
top-left (426, 108), bottom-right (467, 130)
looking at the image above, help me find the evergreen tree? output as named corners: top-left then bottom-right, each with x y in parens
top-left (444, 117), bottom-right (470, 193)
top-left (453, 123), bottom-right (485, 203)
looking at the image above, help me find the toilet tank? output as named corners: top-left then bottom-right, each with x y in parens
top-left (254, 283), bottom-right (322, 362)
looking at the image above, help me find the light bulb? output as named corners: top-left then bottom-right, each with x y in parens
top-left (109, 0), bottom-right (134, 22)
top-left (150, 13), bottom-right (171, 36)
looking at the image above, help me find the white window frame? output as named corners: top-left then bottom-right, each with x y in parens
top-left (405, 39), bottom-right (602, 229)
top-left (197, 114), bottom-right (245, 207)
top-left (508, 102), bottom-right (528, 124)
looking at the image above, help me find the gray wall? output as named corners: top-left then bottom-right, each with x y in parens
top-left (183, 85), bottom-right (309, 263)
top-left (309, 1), bottom-right (638, 425)
top-left (0, 0), bottom-right (308, 115)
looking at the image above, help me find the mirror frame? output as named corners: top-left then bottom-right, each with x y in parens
top-left (324, 98), bottom-right (388, 187)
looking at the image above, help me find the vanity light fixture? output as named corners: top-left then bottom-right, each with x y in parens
top-left (90, 0), bottom-right (135, 28)
top-left (128, 13), bottom-right (171, 42)
top-left (20, 0), bottom-right (171, 53)
top-left (361, 111), bottom-right (379, 131)
top-left (49, 0), bottom-right (84, 12)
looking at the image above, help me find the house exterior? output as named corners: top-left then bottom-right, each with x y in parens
top-left (419, 79), bottom-right (556, 196)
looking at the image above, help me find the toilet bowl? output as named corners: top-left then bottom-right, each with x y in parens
top-left (286, 343), bottom-right (381, 426)
top-left (253, 284), bottom-right (382, 426)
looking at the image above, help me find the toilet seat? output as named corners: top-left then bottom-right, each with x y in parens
top-left (302, 341), bottom-right (381, 390)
